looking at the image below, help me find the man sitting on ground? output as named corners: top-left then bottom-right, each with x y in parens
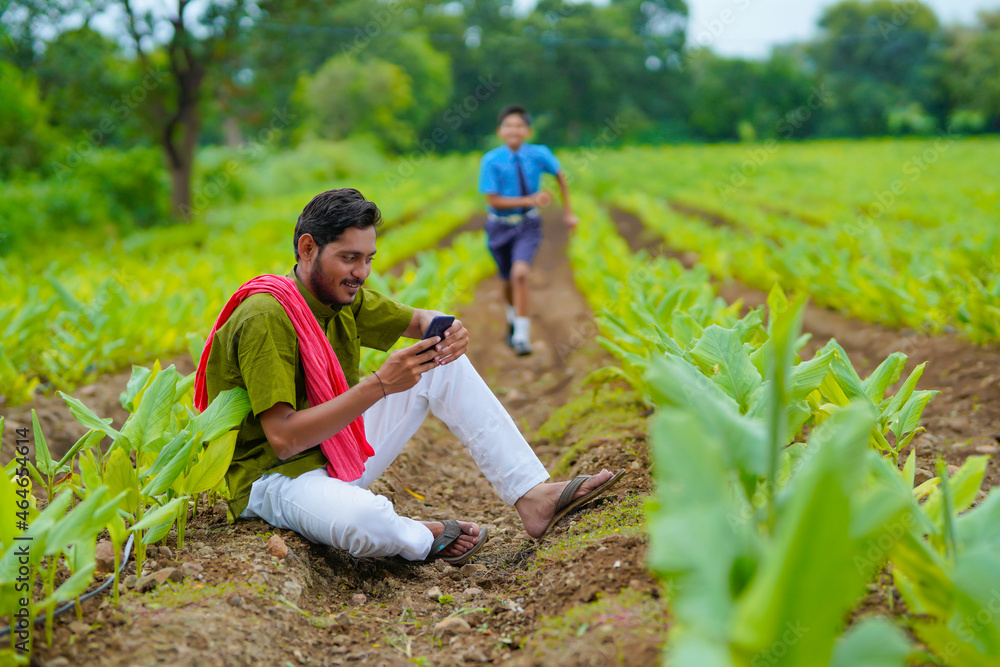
top-left (197, 188), bottom-right (623, 563)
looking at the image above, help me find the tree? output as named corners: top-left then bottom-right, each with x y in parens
top-left (944, 10), bottom-right (1000, 132)
top-left (809, 1), bottom-right (945, 136)
top-left (1, 0), bottom-right (252, 218)
top-left (35, 26), bottom-right (146, 148)
top-left (0, 61), bottom-right (62, 178)
top-left (115, 0), bottom-right (251, 219)
top-left (296, 55), bottom-right (417, 150)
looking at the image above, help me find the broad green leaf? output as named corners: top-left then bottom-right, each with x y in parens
top-left (78, 450), bottom-right (102, 491)
top-left (106, 514), bottom-right (127, 549)
top-left (56, 429), bottom-right (103, 469)
top-left (131, 359), bottom-right (162, 410)
top-left (30, 409), bottom-right (54, 476)
top-left (142, 515), bottom-right (178, 545)
top-left (789, 347), bottom-right (836, 403)
top-left (59, 392), bottom-right (121, 441)
top-left (103, 448), bottom-right (139, 514)
top-left (903, 449), bottom-right (916, 489)
top-left (911, 619), bottom-right (1000, 667)
top-left (119, 365), bottom-right (182, 455)
top-left (120, 365), bottom-right (152, 412)
top-left (0, 469), bottom-right (17, 547)
top-left (822, 340), bottom-right (869, 403)
top-left (174, 372), bottom-right (196, 403)
top-left (645, 408), bottom-right (751, 645)
top-left (647, 355), bottom-right (768, 479)
top-left (861, 353), bottom-right (907, 403)
top-left (730, 403), bottom-right (908, 666)
top-left (130, 496), bottom-right (186, 533)
top-left (818, 371), bottom-right (851, 407)
top-left (890, 390), bottom-right (939, 440)
top-left (141, 431), bottom-right (201, 497)
top-left (64, 539), bottom-right (95, 574)
top-left (689, 325), bottom-right (762, 412)
top-left (830, 616), bottom-right (911, 667)
top-left (52, 562), bottom-right (97, 604)
top-left (765, 283), bottom-right (789, 329)
top-left (44, 486), bottom-right (123, 556)
top-left (884, 362), bottom-right (926, 418)
top-left (922, 456), bottom-right (988, 531)
top-left (138, 431), bottom-right (189, 483)
top-left (890, 530), bottom-right (955, 619)
top-left (185, 387), bottom-right (251, 443)
top-left (179, 431), bottom-right (237, 495)
top-left (955, 492), bottom-right (1000, 570)
top-left (19, 490), bottom-right (74, 557)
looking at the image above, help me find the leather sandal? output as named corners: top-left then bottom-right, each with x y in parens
top-left (537, 469), bottom-right (628, 540)
top-left (427, 520), bottom-right (490, 565)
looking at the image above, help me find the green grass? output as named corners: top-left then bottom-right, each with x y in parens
top-left (524, 588), bottom-right (669, 663)
top-left (533, 384), bottom-right (646, 477)
top-left (532, 493), bottom-right (648, 567)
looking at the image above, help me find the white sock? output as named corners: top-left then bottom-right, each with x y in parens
top-left (505, 305), bottom-right (517, 324)
top-left (512, 316), bottom-right (531, 343)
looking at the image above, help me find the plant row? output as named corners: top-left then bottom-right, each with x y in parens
top-left (0, 161), bottom-right (482, 407)
top-left (567, 198), bottom-right (1000, 666)
top-left (575, 139), bottom-right (1000, 343)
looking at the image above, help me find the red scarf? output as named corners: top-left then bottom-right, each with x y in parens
top-left (194, 275), bottom-right (373, 481)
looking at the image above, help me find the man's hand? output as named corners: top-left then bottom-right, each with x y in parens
top-left (375, 338), bottom-right (441, 394)
top-left (431, 317), bottom-right (469, 365)
top-left (563, 210), bottom-right (579, 230)
top-left (532, 190), bottom-right (553, 208)
top-left (407, 310), bottom-right (470, 366)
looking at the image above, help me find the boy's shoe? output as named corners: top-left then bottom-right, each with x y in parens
top-left (505, 305), bottom-right (517, 348)
top-left (511, 338), bottom-right (533, 356)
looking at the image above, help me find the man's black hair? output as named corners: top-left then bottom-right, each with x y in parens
top-left (497, 104), bottom-right (531, 127)
top-left (294, 188), bottom-right (382, 260)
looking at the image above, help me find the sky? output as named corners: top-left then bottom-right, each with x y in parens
top-left (87, 0), bottom-right (1000, 60)
top-left (682, 0), bottom-right (999, 58)
top-left (509, 0), bottom-right (998, 58)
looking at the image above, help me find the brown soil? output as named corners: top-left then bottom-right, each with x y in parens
top-left (25, 212), bottom-right (663, 667)
top-left (668, 199), bottom-right (737, 229)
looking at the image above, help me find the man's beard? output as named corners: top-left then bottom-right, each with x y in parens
top-left (309, 262), bottom-right (361, 307)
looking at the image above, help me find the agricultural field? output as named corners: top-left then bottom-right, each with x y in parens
top-left (3, 137), bottom-right (1000, 666)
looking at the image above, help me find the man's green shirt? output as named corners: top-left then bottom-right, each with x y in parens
top-left (204, 267), bottom-right (414, 523)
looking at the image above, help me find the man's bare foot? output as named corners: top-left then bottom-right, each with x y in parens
top-left (420, 520), bottom-right (480, 558)
top-left (514, 469), bottom-right (616, 538)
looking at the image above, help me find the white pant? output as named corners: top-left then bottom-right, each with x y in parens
top-left (239, 355), bottom-right (550, 560)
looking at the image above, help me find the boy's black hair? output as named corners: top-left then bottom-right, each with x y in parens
top-left (294, 188), bottom-right (382, 260)
top-left (497, 104), bottom-right (531, 127)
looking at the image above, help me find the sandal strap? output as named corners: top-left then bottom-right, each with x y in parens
top-left (555, 475), bottom-right (590, 513)
top-left (429, 519), bottom-right (462, 557)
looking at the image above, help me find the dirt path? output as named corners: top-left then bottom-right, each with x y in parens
top-left (611, 207), bottom-right (1000, 486)
top-left (33, 211), bottom-right (660, 666)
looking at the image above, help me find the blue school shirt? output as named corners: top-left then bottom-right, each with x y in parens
top-left (478, 143), bottom-right (561, 216)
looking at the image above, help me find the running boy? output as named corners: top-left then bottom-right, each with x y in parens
top-left (478, 104), bottom-right (578, 356)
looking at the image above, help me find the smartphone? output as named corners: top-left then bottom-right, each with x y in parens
top-left (420, 315), bottom-right (455, 365)
top-left (422, 315), bottom-right (455, 340)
